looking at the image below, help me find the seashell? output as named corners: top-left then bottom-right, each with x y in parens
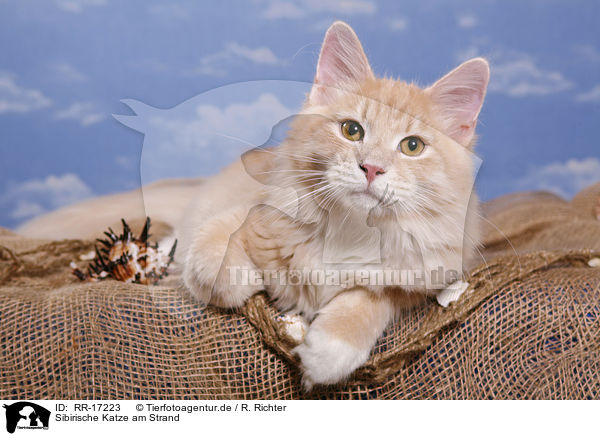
top-left (72, 217), bottom-right (177, 285)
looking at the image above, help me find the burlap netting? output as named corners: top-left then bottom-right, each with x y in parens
top-left (1, 183), bottom-right (600, 399)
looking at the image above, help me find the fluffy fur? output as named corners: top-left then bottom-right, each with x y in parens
top-left (179, 21), bottom-right (490, 388)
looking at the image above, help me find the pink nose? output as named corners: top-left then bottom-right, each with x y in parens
top-left (359, 163), bottom-right (386, 184)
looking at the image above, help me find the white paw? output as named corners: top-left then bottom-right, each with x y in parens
top-left (436, 279), bottom-right (469, 307)
top-left (293, 328), bottom-right (370, 390)
top-left (589, 258), bottom-right (600, 268)
top-left (277, 313), bottom-right (308, 344)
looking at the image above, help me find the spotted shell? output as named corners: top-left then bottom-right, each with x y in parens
top-left (72, 218), bottom-right (177, 285)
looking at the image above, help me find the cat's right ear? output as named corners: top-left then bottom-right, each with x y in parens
top-left (309, 21), bottom-right (374, 105)
top-left (426, 58), bottom-right (490, 147)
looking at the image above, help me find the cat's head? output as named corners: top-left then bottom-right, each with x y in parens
top-left (278, 21), bottom-right (489, 227)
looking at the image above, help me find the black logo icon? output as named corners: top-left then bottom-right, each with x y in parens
top-left (3, 402), bottom-right (50, 434)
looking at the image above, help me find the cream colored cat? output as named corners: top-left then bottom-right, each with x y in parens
top-left (178, 22), bottom-right (489, 388)
top-left (18, 21), bottom-right (488, 388)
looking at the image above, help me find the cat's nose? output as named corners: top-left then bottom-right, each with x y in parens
top-left (359, 163), bottom-right (386, 184)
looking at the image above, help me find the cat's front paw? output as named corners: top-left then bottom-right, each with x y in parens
top-left (293, 328), bottom-right (370, 391)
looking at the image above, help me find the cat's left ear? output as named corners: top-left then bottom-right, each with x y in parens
top-left (426, 58), bottom-right (490, 147)
top-left (309, 21), bottom-right (374, 105)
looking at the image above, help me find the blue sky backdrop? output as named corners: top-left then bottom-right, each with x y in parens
top-left (1, 0), bottom-right (599, 229)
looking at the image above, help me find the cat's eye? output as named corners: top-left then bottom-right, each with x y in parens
top-left (399, 136), bottom-right (425, 156)
top-left (340, 120), bottom-right (364, 142)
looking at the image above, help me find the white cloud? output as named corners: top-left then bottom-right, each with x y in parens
top-left (115, 155), bottom-right (136, 170)
top-left (147, 4), bottom-right (190, 19)
top-left (309, 19), bottom-right (335, 32)
top-left (2, 174), bottom-right (93, 220)
top-left (491, 58), bottom-right (572, 96)
top-left (264, 1), bottom-right (305, 19)
top-left (226, 42), bottom-right (281, 65)
top-left (576, 85), bottom-right (600, 103)
top-left (192, 42), bottom-right (284, 76)
top-left (152, 93), bottom-right (294, 151)
top-left (388, 18), bottom-right (408, 32)
top-left (306, 0), bottom-right (375, 14)
top-left (0, 71), bottom-right (52, 114)
top-left (458, 46), bottom-right (573, 97)
top-left (457, 13), bottom-right (477, 28)
top-left (55, 0), bottom-right (106, 13)
top-left (11, 201), bottom-right (46, 220)
top-left (54, 102), bottom-right (105, 126)
top-left (516, 157), bottom-right (600, 198)
top-left (573, 44), bottom-right (600, 63)
top-left (262, 0), bottom-right (376, 19)
top-left (50, 63), bottom-right (87, 82)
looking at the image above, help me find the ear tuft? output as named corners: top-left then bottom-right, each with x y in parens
top-left (309, 21), bottom-right (373, 105)
top-left (427, 57), bottom-right (490, 146)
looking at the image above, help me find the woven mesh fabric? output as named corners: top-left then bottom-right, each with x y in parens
top-left (1, 183), bottom-right (599, 399)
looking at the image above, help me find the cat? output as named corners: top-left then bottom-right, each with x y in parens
top-left (178, 21), bottom-right (489, 389)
